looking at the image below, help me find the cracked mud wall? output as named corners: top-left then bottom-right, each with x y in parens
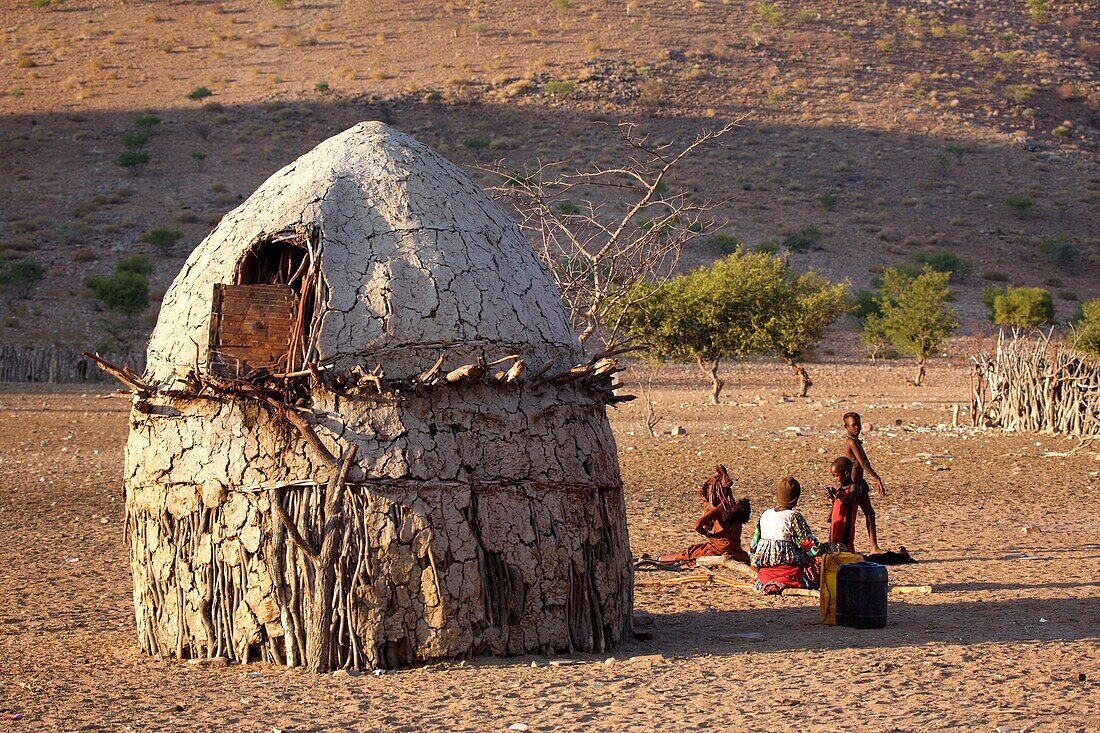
top-left (125, 122), bottom-right (632, 669)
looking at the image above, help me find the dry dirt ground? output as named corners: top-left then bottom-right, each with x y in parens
top-left (1, 359), bottom-right (1097, 732)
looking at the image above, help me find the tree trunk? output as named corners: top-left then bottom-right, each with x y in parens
top-left (790, 360), bottom-right (811, 397)
top-left (302, 445), bottom-right (356, 673)
top-left (914, 356), bottom-right (926, 386)
top-left (695, 354), bottom-right (723, 405)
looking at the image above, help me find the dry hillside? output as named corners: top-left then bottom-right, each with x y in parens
top-left (1, 0), bottom-right (1098, 350)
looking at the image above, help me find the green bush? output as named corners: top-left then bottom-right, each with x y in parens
top-left (543, 80), bottom-right (576, 97)
top-left (708, 233), bottom-right (742, 254)
top-left (117, 150), bottom-right (149, 172)
top-left (314, 81), bottom-right (329, 93)
top-left (85, 270), bottom-right (149, 317)
top-left (463, 135), bottom-right (491, 150)
top-left (187, 86), bottom-right (213, 101)
top-left (1037, 236), bottom-right (1080, 265)
top-left (118, 255), bottom-right (154, 276)
top-left (557, 200), bottom-right (581, 215)
top-left (1070, 299), bottom-right (1100, 355)
top-left (755, 1), bottom-right (784, 25)
top-left (782, 226), bottom-right (821, 252)
top-left (980, 269), bottom-right (1009, 282)
top-left (817, 193), bottom-right (838, 211)
top-left (755, 240), bottom-right (780, 255)
top-left (983, 285), bottom-right (1055, 327)
top-left (1003, 194), bottom-right (1032, 214)
top-left (122, 130), bottom-right (151, 150)
top-left (134, 114), bottom-right (162, 129)
top-left (852, 288), bottom-right (879, 322)
top-left (911, 251), bottom-right (973, 280)
top-left (140, 227), bottom-right (183, 255)
top-left (0, 257), bottom-right (45, 298)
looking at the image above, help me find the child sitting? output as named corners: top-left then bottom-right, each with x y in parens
top-left (658, 465), bottom-right (752, 566)
top-left (750, 476), bottom-right (826, 593)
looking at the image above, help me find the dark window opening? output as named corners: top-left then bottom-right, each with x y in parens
top-left (208, 233), bottom-right (316, 378)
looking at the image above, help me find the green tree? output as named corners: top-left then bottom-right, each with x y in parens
top-left (619, 249), bottom-right (848, 404)
top-left (871, 265), bottom-right (959, 385)
top-left (860, 312), bottom-right (892, 362)
top-left (1070, 299), bottom-right (1100, 356)
top-left (983, 285), bottom-right (1055, 327)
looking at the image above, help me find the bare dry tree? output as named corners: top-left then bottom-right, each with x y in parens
top-left (488, 119), bottom-right (743, 351)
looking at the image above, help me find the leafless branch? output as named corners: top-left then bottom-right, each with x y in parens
top-left (487, 118), bottom-right (745, 350)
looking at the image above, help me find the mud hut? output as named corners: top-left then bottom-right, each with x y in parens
top-left (109, 122), bottom-right (633, 671)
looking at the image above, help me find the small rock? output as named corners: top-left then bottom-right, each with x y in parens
top-left (632, 609), bottom-right (655, 627)
top-left (508, 725), bottom-right (530, 732)
top-left (530, 661), bottom-right (538, 668)
top-left (332, 669), bottom-right (360, 678)
top-left (604, 657), bottom-right (616, 666)
top-left (548, 659), bottom-right (575, 666)
top-left (670, 425), bottom-right (687, 436)
top-left (100, 516), bottom-right (109, 524)
top-left (188, 656), bottom-right (229, 668)
top-left (627, 653), bottom-right (666, 665)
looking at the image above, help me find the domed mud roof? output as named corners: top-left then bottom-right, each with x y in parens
top-left (145, 121), bottom-right (576, 382)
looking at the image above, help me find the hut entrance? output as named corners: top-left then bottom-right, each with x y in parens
top-left (208, 230), bottom-right (318, 377)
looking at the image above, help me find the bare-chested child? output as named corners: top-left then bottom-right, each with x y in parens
top-left (842, 412), bottom-right (885, 554)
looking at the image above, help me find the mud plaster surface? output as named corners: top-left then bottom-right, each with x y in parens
top-left (127, 122), bottom-right (631, 668)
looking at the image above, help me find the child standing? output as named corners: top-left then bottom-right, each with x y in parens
top-left (842, 411), bottom-right (885, 554)
top-left (827, 456), bottom-right (859, 552)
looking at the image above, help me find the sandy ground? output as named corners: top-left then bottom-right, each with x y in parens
top-left (0, 359), bottom-right (1098, 732)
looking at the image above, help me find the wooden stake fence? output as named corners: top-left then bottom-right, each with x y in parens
top-left (0, 345), bottom-right (144, 384)
top-left (971, 331), bottom-right (1100, 438)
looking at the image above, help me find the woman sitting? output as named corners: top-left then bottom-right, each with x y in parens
top-left (658, 465), bottom-right (751, 567)
top-left (750, 476), bottom-right (827, 594)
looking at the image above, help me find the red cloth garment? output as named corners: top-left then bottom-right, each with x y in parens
top-left (661, 529), bottom-right (751, 565)
top-left (829, 489), bottom-right (858, 552)
top-left (755, 564), bottom-right (803, 591)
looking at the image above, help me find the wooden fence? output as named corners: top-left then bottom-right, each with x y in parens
top-left (970, 332), bottom-right (1100, 438)
top-left (0, 345), bottom-right (145, 384)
